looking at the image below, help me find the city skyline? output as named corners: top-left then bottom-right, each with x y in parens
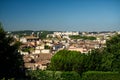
top-left (0, 0), bottom-right (120, 31)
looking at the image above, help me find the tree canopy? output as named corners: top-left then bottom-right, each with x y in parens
top-left (49, 50), bottom-right (87, 74)
top-left (69, 35), bottom-right (96, 40)
top-left (105, 34), bottom-right (120, 71)
top-left (50, 50), bottom-right (79, 71)
top-left (0, 23), bottom-right (25, 79)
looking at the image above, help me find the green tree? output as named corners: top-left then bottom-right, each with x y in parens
top-left (69, 35), bottom-right (96, 40)
top-left (0, 23), bottom-right (25, 79)
top-left (86, 49), bottom-right (102, 71)
top-left (101, 49), bottom-right (114, 71)
top-left (44, 45), bottom-right (50, 49)
top-left (105, 34), bottom-right (120, 71)
top-left (49, 50), bottom-right (87, 74)
top-left (40, 31), bottom-right (53, 39)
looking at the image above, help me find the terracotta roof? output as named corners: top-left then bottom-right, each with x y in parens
top-left (34, 54), bottom-right (52, 62)
top-left (25, 36), bottom-right (39, 39)
top-left (36, 60), bottom-right (50, 65)
top-left (23, 55), bottom-right (32, 63)
top-left (24, 63), bottom-right (35, 68)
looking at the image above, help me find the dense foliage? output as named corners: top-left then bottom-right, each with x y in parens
top-left (69, 35), bottom-right (96, 40)
top-left (86, 49), bottom-right (103, 71)
top-left (0, 24), bottom-right (25, 79)
top-left (105, 34), bottom-right (120, 71)
top-left (50, 49), bottom-right (103, 74)
top-left (26, 70), bottom-right (81, 80)
top-left (82, 71), bottom-right (120, 80)
top-left (26, 70), bottom-right (120, 80)
top-left (50, 50), bottom-right (86, 73)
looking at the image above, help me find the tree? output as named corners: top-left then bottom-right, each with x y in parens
top-left (0, 23), bottom-right (25, 79)
top-left (69, 35), bottom-right (96, 40)
top-left (44, 45), bottom-right (50, 49)
top-left (105, 34), bottom-right (120, 71)
top-left (101, 49), bottom-right (114, 71)
top-left (86, 49), bottom-right (102, 71)
top-left (49, 50), bottom-right (87, 74)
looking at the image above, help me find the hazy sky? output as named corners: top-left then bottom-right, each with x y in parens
top-left (0, 0), bottom-right (120, 31)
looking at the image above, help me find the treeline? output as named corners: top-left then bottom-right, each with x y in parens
top-left (69, 35), bottom-right (96, 40)
top-left (11, 30), bottom-right (54, 39)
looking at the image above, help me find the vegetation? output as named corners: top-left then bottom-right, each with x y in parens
top-left (26, 70), bottom-right (81, 80)
top-left (21, 47), bottom-right (34, 52)
top-left (11, 30), bottom-right (34, 37)
top-left (105, 34), bottom-right (120, 71)
top-left (26, 70), bottom-right (120, 80)
top-left (69, 35), bottom-right (96, 40)
top-left (49, 49), bottom-right (103, 74)
top-left (82, 71), bottom-right (120, 80)
top-left (40, 31), bottom-right (53, 39)
top-left (11, 30), bottom-right (53, 39)
top-left (0, 23), bottom-right (25, 79)
top-left (44, 45), bottom-right (51, 49)
top-left (50, 50), bottom-right (86, 73)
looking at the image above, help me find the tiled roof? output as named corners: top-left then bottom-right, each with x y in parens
top-left (25, 36), bottom-right (39, 39)
top-left (34, 53), bottom-right (52, 62)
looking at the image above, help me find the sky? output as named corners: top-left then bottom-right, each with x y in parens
top-left (0, 0), bottom-right (120, 31)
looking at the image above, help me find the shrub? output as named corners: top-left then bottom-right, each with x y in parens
top-left (82, 71), bottom-right (120, 80)
top-left (26, 70), bottom-right (81, 80)
top-left (61, 71), bottom-right (81, 80)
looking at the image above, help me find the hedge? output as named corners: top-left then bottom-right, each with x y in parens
top-left (26, 70), bottom-right (81, 80)
top-left (26, 70), bottom-right (120, 80)
top-left (82, 71), bottom-right (120, 80)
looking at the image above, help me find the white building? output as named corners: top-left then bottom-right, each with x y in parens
top-left (41, 49), bottom-right (50, 53)
top-left (118, 31), bottom-right (120, 34)
top-left (20, 37), bottom-right (27, 43)
top-left (54, 31), bottom-right (79, 36)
